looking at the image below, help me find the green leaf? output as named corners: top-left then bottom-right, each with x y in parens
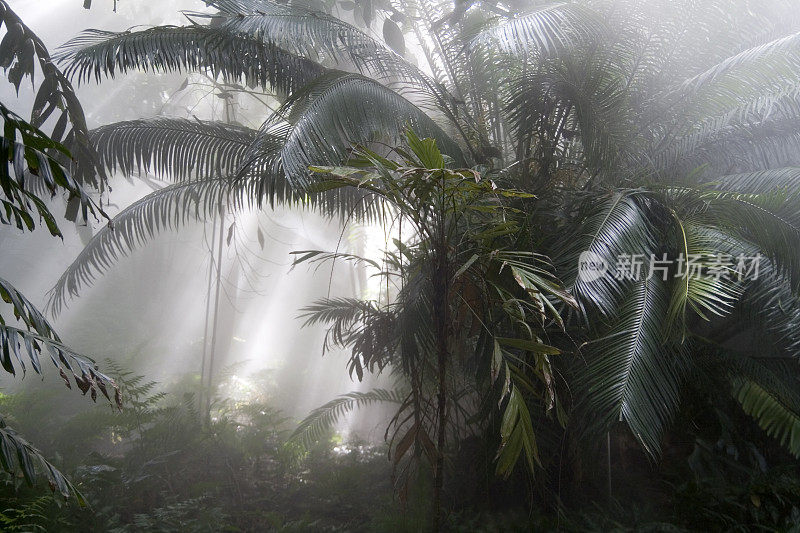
top-left (496, 337), bottom-right (560, 355)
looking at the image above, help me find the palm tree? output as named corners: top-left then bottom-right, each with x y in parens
top-left (292, 132), bottom-right (575, 526)
top-left (50, 0), bottom-right (800, 507)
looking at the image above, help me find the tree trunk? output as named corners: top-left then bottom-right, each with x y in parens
top-left (431, 219), bottom-right (449, 532)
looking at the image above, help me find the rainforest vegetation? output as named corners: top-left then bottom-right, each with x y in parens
top-left (1, 0), bottom-right (800, 530)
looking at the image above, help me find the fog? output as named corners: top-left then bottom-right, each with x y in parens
top-left (1, 0), bottom-right (390, 438)
top-left (2, 0), bottom-right (800, 530)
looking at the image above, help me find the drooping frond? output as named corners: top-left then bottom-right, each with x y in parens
top-left (677, 32), bottom-right (800, 95)
top-left (56, 25), bottom-right (324, 95)
top-left (47, 175), bottom-right (267, 316)
top-left (740, 272), bottom-right (800, 353)
top-left (0, 1), bottom-right (103, 188)
top-left (0, 418), bottom-right (86, 503)
top-left (0, 103), bottom-right (102, 234)
top-left (700, 189), bottom-right (800, 288)
top-left (278, 73), bottom-right (464, 184)
top-left (473, 3), bottom-right (603, 57)
top-left (289, 388), bottom-right (406, 446)
top-left (734, 378), bottom-right (800, 458)
top-left (0, 276), bottom-right (59, 340)
top-left (90, 118), bottom-right (258, 182)
top-left (205, 0), bottom-right (421, 82)
top-left (578, 278), bottom-right (686, 457)
top-left (301, 296), bottom-right (397, 380)
top-left (709, 167), bottom-right (800, 195)
top-left (0, 324), bottom-right (119, 406)
top-left (495, 384), bottom-right (538, 477)
top-left (653, 35), bottom-right (800, 173)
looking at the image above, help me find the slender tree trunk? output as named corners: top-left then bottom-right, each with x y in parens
top-left (431, 207), bottom-right (450, 532)
top-left (204, 205), bottom-right (225, 425)
top-left (199, 209), bottom-right (218, 414)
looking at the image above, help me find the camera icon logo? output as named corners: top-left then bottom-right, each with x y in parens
top-left (578, 251), bottom-right (607, 282)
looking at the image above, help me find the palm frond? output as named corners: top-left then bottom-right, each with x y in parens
top-left (289, 388), bottom-right (405, 446)
top-left (0, 1), bottom-right (102, 188)
top-left (205, 0), bottom-right (420, 82)
top-left (495, 384), bottom-right (538, 477)
top-left (0, 324), bottom-right (119, 405)
top-left (300, 297), bottom-right (382, 328)
top-left (677, 31), bottom-right (800, 95)
top-left (0, 418), bottom-right (86, 503)
top-left (738, 269), bottom-right (800, 353)
top-left (46, 175), bottom-right (267, 316)
top-left (0, 103), bottom-right (102, 234)
top-left (56, 25), bottom-right (324, 95)
top-left (659, 112), bottom-right (800, 175)
top-left (734, 378), bottom-right (800, 458)
top-left (709, 167), bottom-right (800, 195)
top-left (664, 221), bottom-right (744, 335)
top-left (559, 192), bottom-right (655, 316)
top-left (0, 276), bottom-right (59, 340)
top-left (701, 189), bottom-right (800, 287)
top-left (473, 3), bottom-right (603, 57)
top-left (90, 117), bottom-right (259, 182)
top-left (578, 278), bottom-right (686, 457)
top-left (277, 73), bottom-right (464, 185)
top-left (301, 296), bottom-right (397, 380)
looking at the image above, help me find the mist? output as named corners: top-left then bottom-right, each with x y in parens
top-left (1, 0), bottom-right (800, 531)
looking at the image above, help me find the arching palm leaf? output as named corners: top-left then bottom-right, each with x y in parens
top-left (90, 117), bottom-right (259, 182)
top-left (289, 388), bottom-right (406, 446)
top-left (559, 192), bottom-right (655, 316)
top-left (47, 175), bottom-right (268, 316)
top-left (664, 221), bottom-right (744, 336)
top-left (277, 73), bottom-right (464, 184)
top-left (734, 378), bottom-right (800, 458)
top-left (56, 25), bottom-right (324, 95)
top-left (473, 2), bottom-right (604, 57)
top-left (205, 0), bottom-right (420, 82)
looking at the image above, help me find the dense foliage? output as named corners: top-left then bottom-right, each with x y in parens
top-left (1, 0), bottom-right (800, 530)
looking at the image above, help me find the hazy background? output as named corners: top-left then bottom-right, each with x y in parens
top-left (0, 0), bottom-right (391, 440)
